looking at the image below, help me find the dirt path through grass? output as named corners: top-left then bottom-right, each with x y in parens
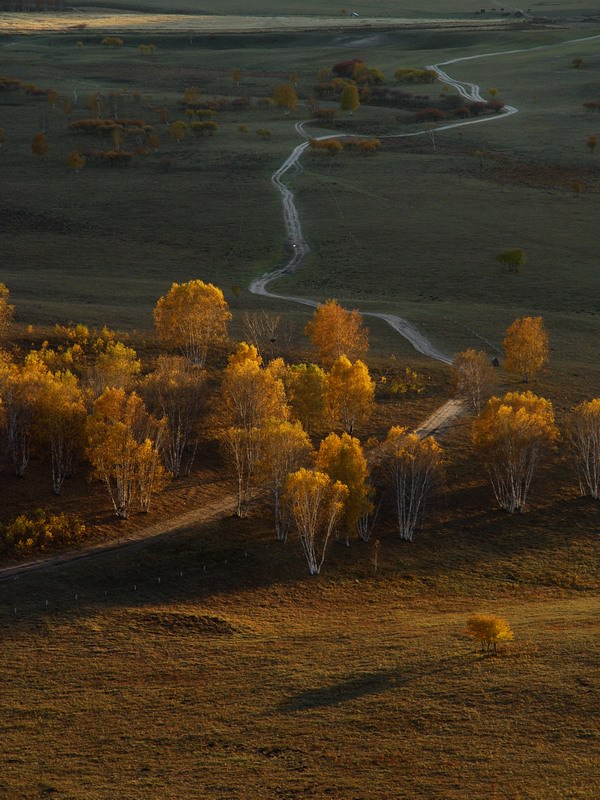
top-left (0, 489), bottom-right (238, 583)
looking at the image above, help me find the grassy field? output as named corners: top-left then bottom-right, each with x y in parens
top-left (1, 417), bottom-right (599, 798)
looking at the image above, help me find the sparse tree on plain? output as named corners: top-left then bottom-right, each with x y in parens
top-left (465, 614), bottom-right (513, 654)
top-left (273, 83), bottom-right (298, 114)
top-left (495, 247), bottom-right (527, 274)
top-left (31, 132), bottom-right (49, 156)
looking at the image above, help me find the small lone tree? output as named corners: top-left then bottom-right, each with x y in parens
top-left (586, 134), bottom-right (598, 154)
top-left (572, 57), bottom-right (584, 69)
top-left (495, 247), bottom-right (527, 274)
top-left (465, 614), bottom-right (513, 654)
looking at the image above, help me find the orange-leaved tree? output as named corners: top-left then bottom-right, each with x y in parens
top-left (451, 349), bottom-right (496, 412)
top-left (569, 398), bottom-right (600, 499)
top-left (258, 418), bottom-right (314, 540)
top-left (378, 427), bottom-right (443, 541)
top-left (86, 388), bottom-right (165, 518)
top-left (503, 316), bottom-right (548, 383)
top-left (284, 468), bottom-right (348, 575)
top-left (316, 432), bottom-right (373, 544)
top-left (305, 299), bottom-right (368, 366)
top-left (472, 391), bottom-right (559, 513)
top-left (154, 280), bottom-right (231, 367)
top-left (325, 355), bottom-right (374, 434)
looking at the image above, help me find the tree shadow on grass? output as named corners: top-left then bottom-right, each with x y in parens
top-left (278, 653), bottom-right (476, 712)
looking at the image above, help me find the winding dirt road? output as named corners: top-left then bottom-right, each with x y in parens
top-left (250, 32), bottom-right (600, 360)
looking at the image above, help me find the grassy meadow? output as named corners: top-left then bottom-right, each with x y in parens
top-left (1, 13), bottom-right (600, 799)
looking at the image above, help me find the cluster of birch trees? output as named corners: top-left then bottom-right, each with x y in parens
top-left (1, 280), bottom-right (600, 574)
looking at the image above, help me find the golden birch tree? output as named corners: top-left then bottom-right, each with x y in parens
top-left (325, 355), bottom-right (374, 435)
top-left (220, 342), bottom-right (288, 431)
top-left (35, 369), bottom-right (86, 495)
top-left (379, 427), bottom-right (443, 541)
top-left (154, 280), bottom-right (231, 367)
top-left (503, 316), bottom-right (548, 383)
top-left (258, 419), bottom-right (314, 540)
top-left (472, 391), bottom-right (559, 513)
top-left (219, 343), bottom-right (289, 516)
top-left (569, 398), bottom-right (600, 499)
top-left (316, 432), bottom-right (373, 544)
top-left (86, 388), bottom-right (165, 518)
top-left (87, 340), bottom-right (141, 395)
top-left (0, 353), bottom-right (47, 477)
top-left (451, 349), bottom-right (496, 412)
top-left (285, 362), bottom-right (327, 436)
top-left (305, 299), bottom-right (368, 366)
top-left (284, 468), bottom-right (348, 575)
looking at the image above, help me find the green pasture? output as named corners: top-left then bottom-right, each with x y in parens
top-left (1, 25), bottom-right (600, 381)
